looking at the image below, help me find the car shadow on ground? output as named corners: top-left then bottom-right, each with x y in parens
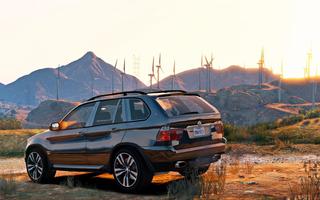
top-left (50, 172), bottom-right (172, 196)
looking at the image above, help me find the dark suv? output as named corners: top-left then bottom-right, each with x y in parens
top-left (25, 90), bottom-right (226, 192)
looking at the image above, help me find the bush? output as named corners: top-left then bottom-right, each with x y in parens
top-left (0, 118), bottom-right (22, 130)
top-left (278, 115), bottom-right (304, 127)
top-left (305, 109), bottom-right (320, 119)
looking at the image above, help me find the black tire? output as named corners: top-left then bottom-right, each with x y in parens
top-left (26, 148), bottom-right (56, 183)
top-left (178, 165), bottom-right (210, 177)
top-left (112, 148), bottom-right (153, 193)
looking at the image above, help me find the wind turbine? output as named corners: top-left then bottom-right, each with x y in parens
top-left (204, 54), bottom-right (214, 93)
top-left (148, 57), bottom-right (156, 89)
top-left (121, 59), bottom-right (126, 92)
top-left (156, 54), bottom-right (163, 89)
top-left (199, 55), bottom-right (203, 91)
top-left (171, 60), bottom-right (176, 90)
top-left (112, 59), bottom-right (118, 93)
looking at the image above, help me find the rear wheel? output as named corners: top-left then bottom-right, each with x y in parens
top-left (112, 148), bottom-right (153, 193)
top-left (26, 149), bottom-right (56, 183)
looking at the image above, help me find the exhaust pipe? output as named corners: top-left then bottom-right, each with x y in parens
top-left (175, 161), bottom-right (187, 168)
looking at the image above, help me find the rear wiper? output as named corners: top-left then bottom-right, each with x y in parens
top-left (181, 111), bottom-right (199, 115)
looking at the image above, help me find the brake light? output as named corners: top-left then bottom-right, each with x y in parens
top-left (156, 127), bottom-right (183, 142)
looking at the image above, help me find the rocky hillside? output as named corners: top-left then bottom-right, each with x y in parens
top-left (0, 52), bottom-right (145, 106)
top-left (201, 84), bottom-right (307, 126)
top-left (157, 65), bottom-right (278, 91)
top-left (25, 100), bottom-right (78, 128)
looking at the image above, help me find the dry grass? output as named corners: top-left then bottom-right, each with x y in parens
top-left (243, 160), bottom-right (254, 174)
top-left (289, 160), bottom-right (320, 199)
top-left (228, 157), bottom-right (241, 175)
top-left (0, 129), bottom-right (43, 157)
top-left (0, 173), bottom-right (17, 197)
top-left (167, 161), bottom-right (227, 199)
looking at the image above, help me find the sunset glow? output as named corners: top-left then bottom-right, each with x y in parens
top-left (1, 0), bottom-right (320, 84)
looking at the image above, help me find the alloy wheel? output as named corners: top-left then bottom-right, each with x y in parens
top-left (113, 152), bottom-right (138, 188)
top-left (27, 152), bottom-right (44, 181)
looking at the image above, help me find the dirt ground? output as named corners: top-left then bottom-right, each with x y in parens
top-left (1, 144), bottom-right (319, 199)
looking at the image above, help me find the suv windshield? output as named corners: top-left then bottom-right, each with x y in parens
top-left (156, 95), bottom-right (217, 117)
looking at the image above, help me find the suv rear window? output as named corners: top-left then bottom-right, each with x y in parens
top-left (156, 95), bottom-right (216, 117)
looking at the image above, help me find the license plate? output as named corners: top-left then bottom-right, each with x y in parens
top-left (193, 126), bottom-right (206, 137)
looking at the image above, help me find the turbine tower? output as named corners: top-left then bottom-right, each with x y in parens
top-left (278, 60), bottom-right (283, 102)
top-left (56, 65), bottom-right (60, 101)
top-left (156, 54), bottom-right (163, 89)
top-left (148, 57), bottom-right (155, 89)
top-left (112, 59), bottom-right (118, 93)
top-left (305, 49), bottom-right (312, 79)
top-left (257, 47), bottom-right (265, 88)
top-left (171, 60), bottom-right (176, 90)
top-left (121, 59), bottom-right (126, 92)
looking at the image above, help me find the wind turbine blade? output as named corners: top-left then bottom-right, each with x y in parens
top-left (114, 59), bottom-right (118, 69)
top-left (205, 56), bottom-right (210, 66)
top-left (173, 60), bottom-right (176, 75)
top-left (159, 53), bottom-right (161, 65)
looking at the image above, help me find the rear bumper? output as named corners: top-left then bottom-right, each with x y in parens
top-left (142, 141), bottom-right (226, 171)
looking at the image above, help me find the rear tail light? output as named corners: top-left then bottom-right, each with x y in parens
top-left (156, 126), bottom-right (183, 142)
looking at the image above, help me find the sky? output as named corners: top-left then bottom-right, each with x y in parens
top-left (1, 0), bottom-right (320, 85)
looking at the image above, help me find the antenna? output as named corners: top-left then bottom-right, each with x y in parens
top-left (171, 60), bottom-right (176, 90)
top-left (112, 59), bottom-right (118, 93)
top-left (121, 59), bottom-right (126, 92)
top-left (156, 53), bottom-right (163, 89)
top-left (257, 47), bottom-right (264, 88)
top-left (56, 65), bottom-right (60, 100)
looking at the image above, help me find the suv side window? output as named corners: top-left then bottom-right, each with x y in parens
top-left (60, 102), bottom-right (95, 130)
top-left (128, 98), bottom-right (150, 121)
top-left (93, 99), bottom-right (122, 126)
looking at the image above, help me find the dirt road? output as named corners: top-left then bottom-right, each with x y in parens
top-left (1, 153), bottom-right (319, 200)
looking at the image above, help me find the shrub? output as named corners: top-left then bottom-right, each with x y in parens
top-left (278, 115), bottom-right (304, 127)
top-left (305, 109), bottom-right (320, 119)
top-left (0, 118), bottom-right (22, 130)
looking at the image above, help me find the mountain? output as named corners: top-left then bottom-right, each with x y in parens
top-left (157, 65), bottom-right (278, 91)
top-left (0, 52), bottom-right (146, 105)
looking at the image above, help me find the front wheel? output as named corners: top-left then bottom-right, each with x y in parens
top-left (112, 149), bottom-right (153, 193)
top-left (26, 149), bottom-right (56, 183)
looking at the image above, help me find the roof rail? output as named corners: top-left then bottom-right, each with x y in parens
top-left (146, 90), bottom-right (187, 94)
top-left (87, 91), bottom-right (147, 101)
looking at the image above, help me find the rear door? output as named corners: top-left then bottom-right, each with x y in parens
top-left (84, 99), bottom-right (127, 166)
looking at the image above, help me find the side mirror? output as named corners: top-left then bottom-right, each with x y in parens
top-left (50, 122), bottom-right (60, 131)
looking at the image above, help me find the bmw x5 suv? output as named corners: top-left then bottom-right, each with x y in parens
top-left (25, 90), bottom-right (226, 192)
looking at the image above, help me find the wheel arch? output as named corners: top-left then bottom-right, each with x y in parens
top-left (109, 142), bottom-right (155, 173)
top-left (25, 144), bottom-right (48, 162)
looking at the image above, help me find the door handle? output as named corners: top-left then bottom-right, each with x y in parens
top-left (78, 131), bottom-right (87, 136)
top-left (111, 127), bottom-right (118, 131)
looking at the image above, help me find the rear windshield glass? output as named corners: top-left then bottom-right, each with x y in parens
top-left (156, 95), bottom-right (216, 117)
